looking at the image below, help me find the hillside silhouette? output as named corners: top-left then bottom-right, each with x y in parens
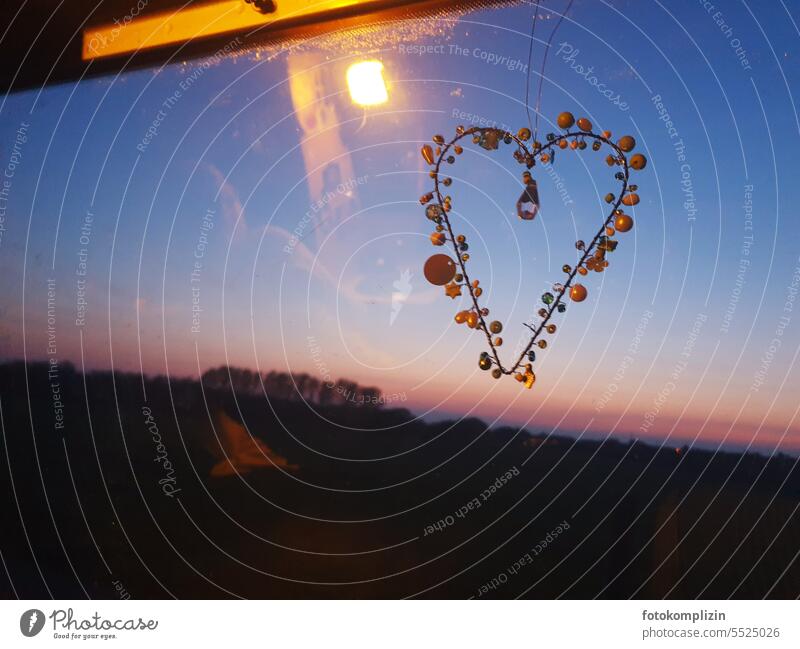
top-left (0, 361), bottom-right (798, 599)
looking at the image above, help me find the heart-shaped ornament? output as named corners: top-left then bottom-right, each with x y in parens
top-left (420, 111), bottom-right (647, 388)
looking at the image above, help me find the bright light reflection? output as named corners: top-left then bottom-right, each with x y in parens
top-left (346, 60), bottom-right (388, 106)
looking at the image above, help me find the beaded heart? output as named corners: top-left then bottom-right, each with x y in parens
top-left (420, 112), bottom-right (647, 388)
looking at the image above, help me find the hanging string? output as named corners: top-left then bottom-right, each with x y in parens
top-left (531, 0), bottom-right (575, 142)
top-left (524, 0), bottom-right (541, 135)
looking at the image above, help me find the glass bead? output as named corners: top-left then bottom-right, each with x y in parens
top-left (546, 324), bottom-right (557, 334)
top-left (447, 155), bottom-right (455, 164)
top-left (489, 321), bottom-right (503, 334)
top-left (562, 264), bottom-right (572, 274)
top-left (537, 340), bottom-right (548, 349)
top-left (592, 140), bottom-right (601, 151)
top-left (576, 240), bottom-right (585, 250)
top-left (479, 130), bottom-right (500, 150)
top-left (553, 283), bottom-right (564, 293)
top-left (443, 178), bottom-right (452, 186)
top-left (433, 134), bottom-right (445, 145)
top-left (492, 368), bottom-right (502, 379)
top-left (459, 243), bottom-right (469, 252)
top-left (456, 234), bottom-right (466, 243)
top-left (479, 356), bottom-right (492, 371)
top-left (542, 292), bottom-right (554, 305)
top-left (538, 308), bottom-right (547, 317)
top-left (462, 254), bottom-right (469, 261)
top-left (527, 351), bottom-right (536, 362)
top-left (426, 204), bottom-right (443, 220)
top-left (480, 308), bottom-right (489, 316)
top-left (557, 303), bottom-right (567, 313)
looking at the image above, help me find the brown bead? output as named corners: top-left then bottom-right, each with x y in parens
top-left (423, 254), bottom-right (457, 285)
top-left (570, 284), bottom-right (588, 302)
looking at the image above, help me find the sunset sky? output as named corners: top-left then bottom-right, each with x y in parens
top-left (1, 0), bottom-right (799, 452)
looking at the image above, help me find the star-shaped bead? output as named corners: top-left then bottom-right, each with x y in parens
top-left (524, 370), bottom-right (536, 389)
top-left (444, 281), bottom-right (462, 299)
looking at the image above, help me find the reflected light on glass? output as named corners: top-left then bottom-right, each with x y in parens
top-left (346, 60), bottom-right (388, 106)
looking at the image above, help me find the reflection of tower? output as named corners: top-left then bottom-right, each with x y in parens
top-left (286, 52), bottom-right (357, 248)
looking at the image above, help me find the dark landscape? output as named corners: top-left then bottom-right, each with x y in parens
top-left (1, 361), bottom-right (798, 599)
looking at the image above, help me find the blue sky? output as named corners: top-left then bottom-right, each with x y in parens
top-left (1, 0), bottom-right (799, 451)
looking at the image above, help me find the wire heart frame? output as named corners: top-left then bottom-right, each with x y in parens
top-left (419, 112), bottom-right (647, 388)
